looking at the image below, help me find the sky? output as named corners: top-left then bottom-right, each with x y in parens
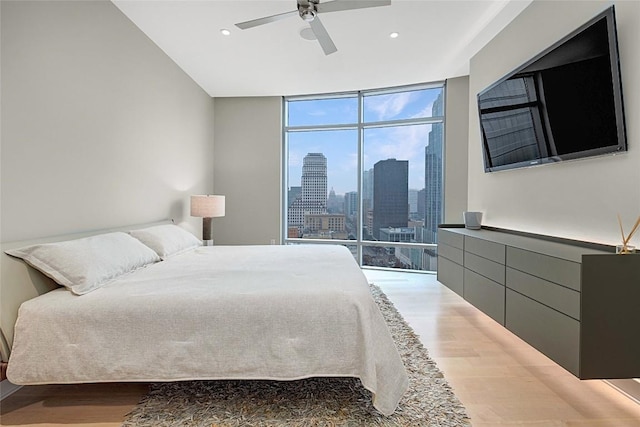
top-left (286, 87), bottom-right (443, 195)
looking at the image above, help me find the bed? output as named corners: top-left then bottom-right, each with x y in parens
top-left (1, 222), bottom-right (408, 416)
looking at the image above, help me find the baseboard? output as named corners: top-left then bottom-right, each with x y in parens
top-left (0, 379), bottom-right (22, 400)
top-left (606, 379), bottom-right (640, 404)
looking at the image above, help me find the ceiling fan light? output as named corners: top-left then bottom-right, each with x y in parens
top-left (300, 9), bottom-right (316, 22)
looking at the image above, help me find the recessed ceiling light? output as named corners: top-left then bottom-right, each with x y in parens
top-left (220, 29), bottom-right (231, 36)
top-left (389, 32), bottom-right (399, 39)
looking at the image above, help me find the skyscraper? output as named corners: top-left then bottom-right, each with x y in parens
top-left (373, 158), bottom-right (408, 240)
top-left (327, 187), bottom-right (343, 214)
top-left (408, 189), bottom-right (418, 215)
top-left (301, 153), bottom-right (327, 215)
top-left (344, 191), bottom-right (358, 218)
top-left (424, 92), bottom-right (444, 244)
top-left (417, 188), bottom-right (426, 219)
top-left (287, 186), bottom-right (303, 228)
top-left (287, 186), bottom-right (302, 207)
top-left (362, 168), bottom-right (374, 213)
top-left (362, 168), bottom-right (374, 238)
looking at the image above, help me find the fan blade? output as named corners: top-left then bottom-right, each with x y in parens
top-left (235, 10), bottom-right (298, 30)
top-left (309, 17), bottom-right (337, 55)
top-left (317, 0), bottom-right (391, 14)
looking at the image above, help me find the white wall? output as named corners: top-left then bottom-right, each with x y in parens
top-left (468, 0), bottom-right (640, 246)
top-left (213, 97), bottom-right (282, 245)
top-left (0, 0), bottom-right (215, 242)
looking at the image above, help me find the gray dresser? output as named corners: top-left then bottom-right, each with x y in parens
top-left (437, 227), bottom-right (640, 379)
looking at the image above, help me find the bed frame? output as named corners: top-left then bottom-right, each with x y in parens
top-left (0, 220), bottom-right (172, 364)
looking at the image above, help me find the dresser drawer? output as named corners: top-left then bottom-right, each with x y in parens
top-left (438, 242), bottom-right (463, 265)
top-left (506, 289), bottom-right (580, 376)
top-left (437, 256), bottom-right (464, 297)
top-left (464, 269), bottom-right (505, 325)
top-left (507, 247), bottom-right (581, 291)
top-left (465, 236), bottom-right (505, 264)
top-left (438, 229), bottom-right (464, 250)
top-left (506, 267), bottom-right (580, 320)
top-left (464, 252), bottom-right (505, 285)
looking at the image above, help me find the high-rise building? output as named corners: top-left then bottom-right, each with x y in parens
top-left (344, 191), bottom-right (358, 218)
top-left (288, 154), bottom-right (328, 234)
top-left (287, 186), bottom-right (301, 207)
top-left (417, 188), bottom-right (426, 219)
top-left (288, 197), bottom-right (304, 228)
top-left (408, 189), bottom-right (418, 215)
top-left (373, 158), bottom-right (408, 240)
top-left (424, 92), bottom-right (444, 244)
top-left (326, 187), bottom-right (343, 214)
top-left (362, 168), bottom-right (374, 213)
top-left (287, 187), bottom-right (303, 229)
top-left (301, 153), bottom-right (327, 216)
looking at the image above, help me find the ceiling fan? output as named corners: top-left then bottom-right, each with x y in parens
top-left (235, 0), bottom-right (392, 55)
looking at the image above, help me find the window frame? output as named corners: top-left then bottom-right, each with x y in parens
top-left (282, 81), bottom-right (446, 272)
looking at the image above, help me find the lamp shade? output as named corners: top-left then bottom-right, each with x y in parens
top-left (190, 195), bottom-right (225, 218)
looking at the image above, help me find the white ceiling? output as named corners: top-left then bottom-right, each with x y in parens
top-left (112, 0), bottom-right (532, 97)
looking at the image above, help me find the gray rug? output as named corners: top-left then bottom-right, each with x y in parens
top-left (121, 284), bottom-right (470, 426)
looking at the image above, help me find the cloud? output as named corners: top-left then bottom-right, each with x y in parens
top-left (413, 101), bottom-right (436, 120)
top-left (365, 91), bottom-right (415, 121)
top-left (366, 125), bottom-right (431, 164)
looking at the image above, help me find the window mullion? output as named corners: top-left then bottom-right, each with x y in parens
top-left (285, 123), bottom-right (358, 132)
top-left (356, 91), bottom-right (364, 265)
top-left (362, 116), bottom-right (444, 129)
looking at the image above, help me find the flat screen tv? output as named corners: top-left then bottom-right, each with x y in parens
top-left (477, 6), bottom-right (627, 172)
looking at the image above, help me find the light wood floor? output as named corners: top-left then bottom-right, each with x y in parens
top-left (1, 269), bottom-right (639, 426)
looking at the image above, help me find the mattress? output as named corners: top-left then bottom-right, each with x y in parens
top-left (7, 244), bottom-right (408, 415)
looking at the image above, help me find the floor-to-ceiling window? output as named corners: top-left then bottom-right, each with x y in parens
top-left (283, 82), bottom-right (445, 272)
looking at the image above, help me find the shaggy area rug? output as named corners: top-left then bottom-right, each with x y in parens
top-left (121, 284), bottom-right (470, 426)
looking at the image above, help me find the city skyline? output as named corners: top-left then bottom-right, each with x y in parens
top-left (287, 87), bottom-right (443, 195)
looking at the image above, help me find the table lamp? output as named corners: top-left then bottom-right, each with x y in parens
top-left (190, 195), bottom-right (225, 246)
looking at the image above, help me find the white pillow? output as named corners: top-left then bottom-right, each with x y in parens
top-left (5, 232), bottom-right (161, 295)
top-left (129, 224), bottom-right (201, 260)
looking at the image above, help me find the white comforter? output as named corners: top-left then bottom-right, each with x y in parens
top-left (8, 245), bottom-right (408, 415)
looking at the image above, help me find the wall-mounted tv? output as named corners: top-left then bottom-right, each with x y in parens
top-left (477, 6), bottom-right (627, 173)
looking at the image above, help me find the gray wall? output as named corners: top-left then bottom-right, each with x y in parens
top-left (212, 88), bottom-right (469, 244)
top-left (1, 0), bottom-right (215, 242)
top-left (468, 0), bottom-right (640, 245)
top-left (444, 76), bottom-right (470, 223)
top-left (213, 97), bottom-right (282, 245)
